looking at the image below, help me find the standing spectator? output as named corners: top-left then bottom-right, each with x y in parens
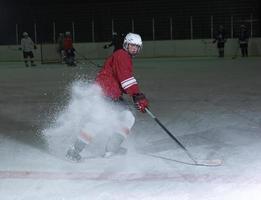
top-left (63, 31), bottom-right (76, 66)
top-left (103, 32), bottom-right (125, 52)
top-left (213, 25), bottom-right (226, 57)
top-left (66, 33), bottom-right (149, 162)
top-left (20, 32), bottom-right (37, 67)
top-left (238, 25), bottom-right (249, 57)
top-left (57, 33), bottom-right (65, 63)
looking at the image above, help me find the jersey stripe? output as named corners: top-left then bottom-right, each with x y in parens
top-left (121, 77), bottom-right (137, 89)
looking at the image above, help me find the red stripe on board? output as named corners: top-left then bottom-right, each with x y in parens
top-left (0, 170), bottom-right (243, 182)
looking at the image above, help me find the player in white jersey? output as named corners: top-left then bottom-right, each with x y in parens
top-left (20, 32), bottom-right (37, 67)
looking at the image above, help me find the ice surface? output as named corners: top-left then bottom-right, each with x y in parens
top-left (1, 58), bottom-right (261, 199)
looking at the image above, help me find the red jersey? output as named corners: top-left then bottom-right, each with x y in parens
top-left (96, 49), bottom-right (140, 100)
top-left (63, 36), bottom-right (73, 49)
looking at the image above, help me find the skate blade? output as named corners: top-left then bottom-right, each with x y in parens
top-left (65, 156), bottom-right (82, 163)
top-left (103, 148), bottom-right (127, 158)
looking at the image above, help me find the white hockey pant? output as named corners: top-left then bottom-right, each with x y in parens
top-left (77, 110), bottom-right (135, 153)
top-left (106, 110), bottom-right (135, 153)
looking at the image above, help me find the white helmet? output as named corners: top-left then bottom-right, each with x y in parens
top-left (23, 32), bottom-right (28, 36)
top-left (65, 31), bottom-right (71, 36)
top-left (123, 33), bottom-right (143, 52)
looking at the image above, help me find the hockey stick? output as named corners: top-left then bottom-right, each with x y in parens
top-left (201, 39), bottom-right (213, 45)
top-left (145, 108), bottom-right (222, 166)
top-left (8, 45), bottom-right (20, 51)
top-left (74, 50), bottom-right (102, 68)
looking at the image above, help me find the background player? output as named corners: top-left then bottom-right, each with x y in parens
top-left (63, 31), bottom-right (76, 66)
top-left (103, 32), bottom-right (125, 52)
top-left (20, 32), bottom-right (37, 67)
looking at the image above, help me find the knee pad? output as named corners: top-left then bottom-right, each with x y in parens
top-left (118, 110), bottom-right (135, 136)
top-left (78, 131), bottom-right (93, 144)
top-left (120, 110), bottom-right (135, 129)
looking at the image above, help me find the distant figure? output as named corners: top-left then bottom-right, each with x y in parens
top-left (63, 31), bottom-right (76, 66)
top-left (20, 32), bottom-right (37, 67)
top-left (57, 33), bottom-right (65, 63)
top-left (213, 25), bottom-right (226, 57)
top-left (103, 32), bottom-right (125, 52)
top-left (238, 25), bottom-right (249, 57)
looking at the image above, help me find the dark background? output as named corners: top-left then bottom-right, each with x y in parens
top-left (0, 0), bottom-right (260, 44)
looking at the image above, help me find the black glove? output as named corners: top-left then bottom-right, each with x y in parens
top-left (132, 93), bottom-right (149, 113)
top-left (34, 45), bottom-right (37, 49)
top-left (103, 44), bottom-right (108, 49)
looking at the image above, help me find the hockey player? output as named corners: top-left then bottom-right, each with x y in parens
top-left (63, 31), bottom-right (76, 66)
top-left (213, 25), bottom-right (226, 57)
top-left (103, 32), bottom-right (125, 52)
top-left (66, 33), bottom-right (149, 162)
top-left (20, 32), bottom-right (37, 67)
top-left (238, 25), bottom-right (249, 57)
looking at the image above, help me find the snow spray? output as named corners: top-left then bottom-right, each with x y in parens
top-left (42, 80), bottom-right (132, 158)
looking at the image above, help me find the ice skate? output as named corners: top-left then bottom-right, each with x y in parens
top-left (66, 139), bottom-right (87, 162)
top-left (104, 133), bottom-right (126, 158)
top-left (103, 147), bottom-right (127, 158)
top-left (66, 148), bottom-right (82, 162)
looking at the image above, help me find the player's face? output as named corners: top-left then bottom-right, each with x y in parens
top-left (127, 43), bottom-right (140, 56)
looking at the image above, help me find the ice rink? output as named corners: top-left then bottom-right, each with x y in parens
top-left (1, 57), bottom-right (261, 200)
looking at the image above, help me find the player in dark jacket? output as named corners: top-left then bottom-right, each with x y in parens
top-left (238, 25), bottom-right (249, 57)
top-left (104, 32), bottom-right (125, 52)
top-left (213, 25), bottom-right (226, 57)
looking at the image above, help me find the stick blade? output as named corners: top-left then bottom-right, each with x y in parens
top-left (195, 159), bottom-right (223, 167)
top-left (145, 153), bottom-right (223, 167)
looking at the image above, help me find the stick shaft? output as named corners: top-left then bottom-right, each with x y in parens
top-left (75, 50), bottom-right (100, 67)
top-left (145, 108), bottom-right (197, 163)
